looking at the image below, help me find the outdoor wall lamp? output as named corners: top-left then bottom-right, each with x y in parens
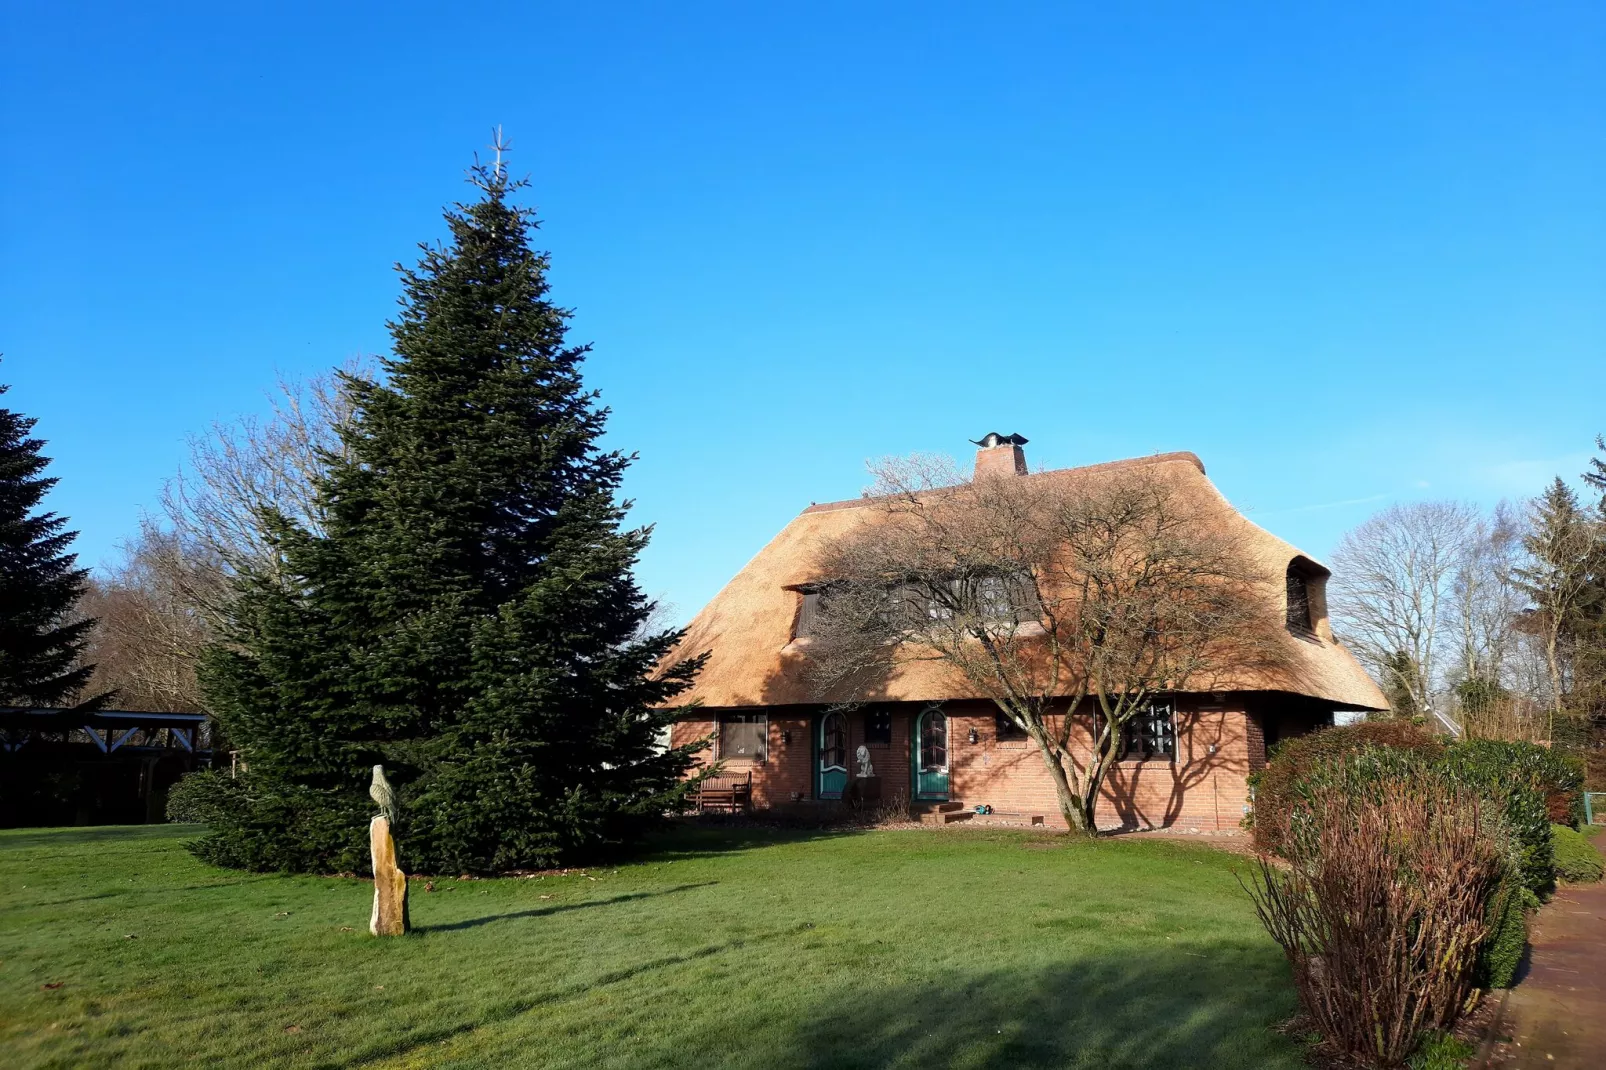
top-left (967, 727), bottom-right (979, 744)
top-left (779, 730), bottom-right (791, 745)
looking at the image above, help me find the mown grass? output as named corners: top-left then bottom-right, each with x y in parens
top-left (0, 823), bottom-right (1304, 1069)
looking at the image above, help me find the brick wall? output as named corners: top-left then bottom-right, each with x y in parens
top-left (677, 694), bottom-right (1262, 831)
top-left (947, 698), bottom-right (1257, 831)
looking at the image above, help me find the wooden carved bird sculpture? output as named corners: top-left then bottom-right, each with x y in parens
top-left (369, 765), bottom-right (397, 825)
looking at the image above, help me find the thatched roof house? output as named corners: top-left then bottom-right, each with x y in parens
top-left (668, 438), bottom-right (1385, 831)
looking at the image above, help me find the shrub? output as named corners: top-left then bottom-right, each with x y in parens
top-left (1253, 731), bottom-right (1567, 897)
top-left (1448, 739), bottom-right (1583, 823)
top-left (1440, 741), bottom-right (1568, 895)
top-left (165, 769), bottom-right (246, 826)
top-left (1477, 875), bottom-right (1538, 989)
top-left (1249, 720), bottom-right (1443, 854)
top-left (1246, 749), bottom-right (1507, 1068)
top-left (1552, 823), bottom-right (1605, 883)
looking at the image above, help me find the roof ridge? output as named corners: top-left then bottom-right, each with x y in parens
top-left (800, 451), bottom-right (1207, 514)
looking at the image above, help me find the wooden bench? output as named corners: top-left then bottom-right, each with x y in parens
top-left (693, 770), bottom-right (753, 813)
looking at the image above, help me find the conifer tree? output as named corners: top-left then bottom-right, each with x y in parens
top-left (195, 152), bottom-right (706, 874)
top-left (0, 376), bottom-right (98, 708)
top-left (1379, 649), bottom-right (1423, 720)
top-left (1512, 478), bottom-right (1600, 730)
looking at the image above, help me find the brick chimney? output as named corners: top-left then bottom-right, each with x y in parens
top-left (972, 432), bottom-right (1028, 479)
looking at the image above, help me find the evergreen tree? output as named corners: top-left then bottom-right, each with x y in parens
top-left (0, 376), bottom-right (98, 708)
top-left (1511, 478), bottom-right (1600, 725)
top-left (1573, 438), bottom-right (1606, 783)
top-left (195, 156), bottom-right (706, 874)
top-left (1378, 648), bottom-right (1423, 720)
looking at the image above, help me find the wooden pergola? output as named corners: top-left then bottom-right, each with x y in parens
top-left (0, 707), bottom-right (213, 826)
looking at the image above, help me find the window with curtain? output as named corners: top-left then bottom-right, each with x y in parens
top-left (719, 713), bottom-right (768, 761)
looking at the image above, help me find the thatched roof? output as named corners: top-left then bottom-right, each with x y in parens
top-left (669, 450), bottom-right (1387, 712)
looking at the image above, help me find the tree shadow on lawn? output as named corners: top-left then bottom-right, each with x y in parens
top-left (0, 825), bottom-right (189, 849)
top-left (784, 946), bottom-right (1300, 1070)
top-left (415, 882), bottom-right (719, 933)
top-left (637, 818), bottom-right (876, 863)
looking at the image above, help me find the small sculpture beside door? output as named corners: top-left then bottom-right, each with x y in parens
top-left (855, 744), bottom-right (874, 779)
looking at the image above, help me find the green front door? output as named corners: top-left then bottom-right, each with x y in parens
top-left (913, 706), bottom-right (949, 801)
top-left (817, 711), bottom-right (848, 800)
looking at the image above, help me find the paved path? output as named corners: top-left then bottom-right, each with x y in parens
top-left (1483, 867), bottom-right (1606, 1069)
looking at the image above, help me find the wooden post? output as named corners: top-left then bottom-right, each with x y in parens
top-left (369, 815), bottom-right (409, 936)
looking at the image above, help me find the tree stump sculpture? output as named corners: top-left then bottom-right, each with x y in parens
top-left (369, 814), bottom-right (409, 936)
top-left (367, 766), bottom-right (408, 936)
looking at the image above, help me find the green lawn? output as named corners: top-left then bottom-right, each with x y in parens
top-left (0, 823), bottom-right (1305, 1069)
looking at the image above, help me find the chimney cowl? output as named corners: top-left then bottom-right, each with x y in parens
top-left (970, 432), bottom-right (1028, 449)
top-left (972, 432), bottom-right (1028, 479)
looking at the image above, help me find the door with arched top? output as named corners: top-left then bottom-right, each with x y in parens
top-left (913, 706), bottom-right (949, 801)
top-left (817, 710), bottom-right (848, 800)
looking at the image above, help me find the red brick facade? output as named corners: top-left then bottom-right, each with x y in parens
top-left (673, 694), bottom-right (1280, 831)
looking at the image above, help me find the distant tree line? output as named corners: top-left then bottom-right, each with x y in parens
top-left (1327, 448), bottom-right (1606, 785)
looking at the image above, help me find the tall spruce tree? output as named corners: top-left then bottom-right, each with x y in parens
top-left (0, 376), bottom-right (98, 708)
top-left (1511, 478), bottom-right (1599, 723)
top-left (195, 156), bottom-right (706, 874)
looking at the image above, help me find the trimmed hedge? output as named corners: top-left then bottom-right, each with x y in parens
top-left (1248, 720), bottom-right (1443, 855)
top-left (1553, 823), bottom-right (1605, 884)
top-left (1440, 742), bottom-right (1558, 896)
top-left (1478, 876), bottom-right (1539, 989)
top-left (1250, 729), bottom-right (1592, 996)
top-left (1251, 726), bottom-right (1580, 898)
top-left (165, 769), bottom-right (246, 826)
top-left (1449, 740), bottom-right (1584, 826)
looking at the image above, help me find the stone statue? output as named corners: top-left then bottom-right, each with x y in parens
top-left (855, 744), bottom-right (874, 779)
top-left (369, 765), bottom-right (397, 823)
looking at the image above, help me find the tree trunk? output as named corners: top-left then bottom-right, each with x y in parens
top-left (1031, 735), bottom-right (1094, 835)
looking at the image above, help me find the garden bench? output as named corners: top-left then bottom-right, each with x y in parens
top-left (694, 770), bottom-right (753, 813)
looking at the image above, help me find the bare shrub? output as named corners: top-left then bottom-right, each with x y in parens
top-left (1245, 754), bottom-right (1506, 1068)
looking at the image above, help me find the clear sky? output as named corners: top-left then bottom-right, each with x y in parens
top-left (3, 2), bottom-right (1603, 622)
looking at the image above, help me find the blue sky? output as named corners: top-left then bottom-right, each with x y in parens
top-left (3, 2), bottom-right (1603, 621)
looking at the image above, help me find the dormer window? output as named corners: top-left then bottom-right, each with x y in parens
top-left (794, 588), bottom-right (822, 638)
top-left (1286, 560), bottom-right (1316, 635)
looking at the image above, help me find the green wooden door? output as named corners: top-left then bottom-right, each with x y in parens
top-left (817, 711), bottom-right (848, 800)
top-left (913, 706), bottom-right (949, 801)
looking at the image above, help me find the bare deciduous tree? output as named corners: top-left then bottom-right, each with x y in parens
top-left (78, 529), bottom-right (211, 712)
top-left (1327, 502), bottom-right (1478, 731)
top-left (1448, 503), bottom-right (1523, 688)
top-left (76, 361), bottom-right (372, 711)
top-left (158, 358), bottom-right (369, 623)
top-left (808, 457), bottom-right (1286, 834)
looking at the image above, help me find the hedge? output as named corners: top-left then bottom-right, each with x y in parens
top-left (1248, 720), bottom-right (1443, 855)
top-left (1450, 740), bottom-right (1583, 825)
top-left (1477, 876), bottom-right (1538, 989)
top-left (1251, 726), bottom-right (1581, 898)
top-left (1439, 743), bottom-right (1557, 895)
top-left (1553, 823), bottom-right (1605, 884)
top-left (165, 769), bottom-right (247, 826)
